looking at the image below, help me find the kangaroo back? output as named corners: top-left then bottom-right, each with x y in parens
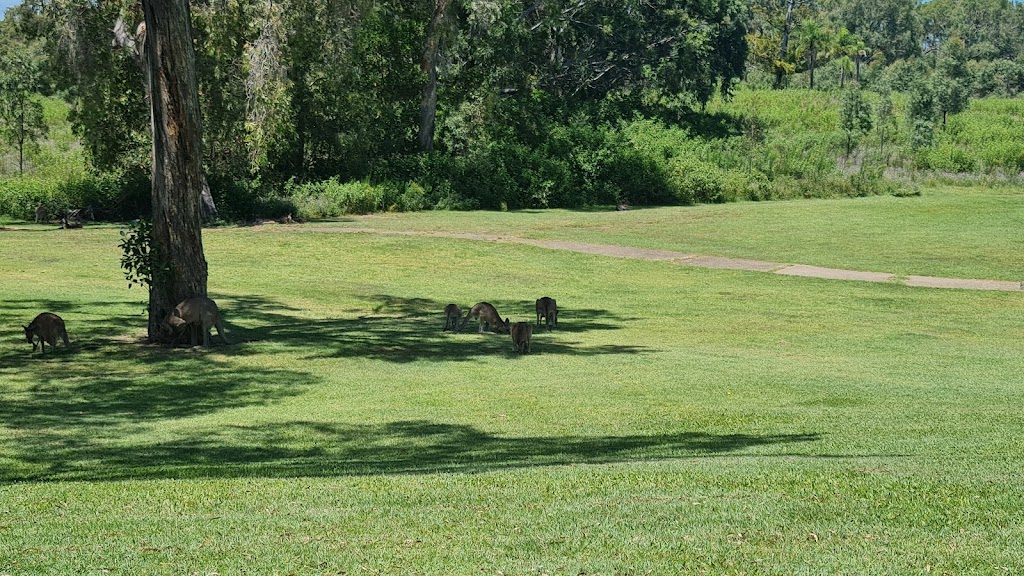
top-left (443, 304), bottom-right (462, 331)
top-left (165, 296), bottom-right (229, 347)
top-left (510, 322), bottom-right (533, 353)
top-left (536, 297), bottom-right (557, 331)
top-left (459, 302), bottom-right (508, 334)
top-left (24, 312), bottom-right (70, 354)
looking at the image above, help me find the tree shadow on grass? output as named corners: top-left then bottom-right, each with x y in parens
top-left (2, 419), bottom-right (824, 482)
top-left (219, 294), bottom-right (652, 363)
top-left (0, 298), bottom-right (315, 429)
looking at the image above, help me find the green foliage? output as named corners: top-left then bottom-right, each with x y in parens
top-left (0, 167), bottom-right (148, 220)
top-left (286, 178), bottom-right (386, 218)
top-left (117, 217), bottom-right (160, 292)
top-left (907, 79), bottom-right (938, 150)
top-left (0, 39), bottom-right (49, 174)
top-left (839, 88), bottom-right (873, 155)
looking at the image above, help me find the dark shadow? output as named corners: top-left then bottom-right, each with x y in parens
top-left (1, 298), bottom-right (315, 429)
top-left (1, 419), bottom-right (824, 482)
top-left (217, 294), bottom-right (651, 363)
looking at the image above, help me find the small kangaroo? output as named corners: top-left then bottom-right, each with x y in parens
top-left (443, 303), bottom-right (462, 331)
top-left (162, 296), bottom-right (230, 348)
top-left (458, 302), bottom-right (509, 334)
top-left (34, 204), bottom-right (48, 223)
top-left (23, 312), bottom-right (71, 354)
top-left (510, 321), bottom-right (533, 354)
top-left (535, 296), bottom-right (558, 331)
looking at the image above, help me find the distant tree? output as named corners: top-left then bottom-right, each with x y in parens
top-left (0, 41), bottom-right (48, 175)
top-left (874, 86), bottom-right (896, 152)
top-left (838, 87), bottom-right (872, 155)
top-left (830, 0), bottom-right (922, 63)
top-left (933, 36), bottom-right (971, 128)
top-left (907, 79), bottom-right (937, 150)
top-left (795, 18), bottom-right (832, 89)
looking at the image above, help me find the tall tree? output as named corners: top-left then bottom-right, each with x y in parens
top-left (419, 0), bottom-right (450, 152)
top-left (794, 18), bottom-right (831, 89)
top-left (141, 0), bottom-right (209, 341)
top-left (933, 35), bottom-right (971, 127)
top-left (829, 0), bottom-right (921, 63)
top-left (0, 40), bottom-right (48, 175)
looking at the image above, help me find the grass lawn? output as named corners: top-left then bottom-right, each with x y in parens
top-left (1, 198), bottom-right (1023, 573)
top-left (324, 185), bottom-right (1024, 282)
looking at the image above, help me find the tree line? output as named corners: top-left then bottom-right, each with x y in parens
top-left (0, 0), bottom-right (1022, 217)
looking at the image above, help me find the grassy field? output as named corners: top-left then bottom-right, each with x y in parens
top-left (1, 198), bottom-right (1023, 573)
top-left (303, 185), bottom-right (1024, 282)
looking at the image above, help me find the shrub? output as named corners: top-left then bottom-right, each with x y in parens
top-left (286, 178), bottom-right (384, 218)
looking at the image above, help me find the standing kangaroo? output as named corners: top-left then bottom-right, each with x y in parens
top-left (510, 322), bottom-right (533, 354)
top-left (458, 302), bottom-right (509, 334)
top-left (535, 296), bottom-right (558, 331)
top-left (443, 303), bottom-right (462, 331)
top-left (162, 296), bottom-right (230, 348)
top-left (23, 312), bottom-right (71, 354)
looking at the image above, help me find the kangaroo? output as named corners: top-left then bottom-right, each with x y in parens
top-left (510, 321), bottom-right (533, 354)
top-left (23, 312), bottom-right (71, 354)
top-left (443, 303), bottom-right (462, 331)
top-left (535, 296), bottom-right (558, 331)
top-left (458, 302), bottom-right (509, 334)
top-left (162, 296), bottom-right (230, 348)
top-left (34, 204), bottom-right (48, 223)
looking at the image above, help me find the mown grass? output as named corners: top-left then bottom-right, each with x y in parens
top-left (1, 213), bottom-right (1023, 574)
top-left (306, 185), bottom-right (1024, 281)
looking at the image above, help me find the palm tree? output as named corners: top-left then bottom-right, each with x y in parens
top-left (795, 19), bottom-right (832, 89)
top-left (833, 28), bottom-right (857, 88)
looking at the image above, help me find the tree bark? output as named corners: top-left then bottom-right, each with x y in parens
top-left (142, 0), bottom-right (209, 341)
top-left (418, 0), bottom-right (448, 152)
top-left (115, 16), bottom-right (218, 222)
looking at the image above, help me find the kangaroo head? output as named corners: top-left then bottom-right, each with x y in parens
top-left (23, 325), bottom-right (38, 350)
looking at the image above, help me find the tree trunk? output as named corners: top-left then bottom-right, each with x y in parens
top-left (418, 0), bottom-right (448, 152)
top-left (142, 0), bottom-right (209, 341)
top-left (809, 48), bottom-right (816, 89)
top-left (115, 15), bottom-right (218, 222)
top-left (775, 0), bottom-right (796, 88)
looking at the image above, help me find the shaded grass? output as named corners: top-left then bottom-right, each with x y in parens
top-left (1, 223), bottom-right (1023, 574)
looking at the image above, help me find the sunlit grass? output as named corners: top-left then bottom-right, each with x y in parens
top-left (306, 185), bottom-right (1024, 281)
top-left (1, 219), bottom-right (1022, 574)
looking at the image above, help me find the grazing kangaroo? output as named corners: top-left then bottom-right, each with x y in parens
top-left (24, 312), bottom-right (71, 354)
top-left (162, 296), bottom-right (230, 348)
top-left (443, 303), bottom-right (462, 331)
top-left (458, 302), bottom-right (509, 334)
top-left (510, 322), bottom-right (533, 354)
top-left (535, 296), bottom-right (558, 331)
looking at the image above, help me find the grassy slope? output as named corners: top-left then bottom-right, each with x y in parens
top-left (1, 219), bottom-right (1023, 574)
top-left (313, 185), bottom-right (1024, 281)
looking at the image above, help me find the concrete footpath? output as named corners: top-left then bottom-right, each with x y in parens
top-left (298, 226), bottom-right (1023, 293)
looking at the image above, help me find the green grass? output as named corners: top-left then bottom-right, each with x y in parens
top-left (1, 211), bottom-right (1023, 574)
top-left (310, 185), bottom-right (1024, 281)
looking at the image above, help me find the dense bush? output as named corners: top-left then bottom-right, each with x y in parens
top-left (0, 167), bottom-right (148, 221)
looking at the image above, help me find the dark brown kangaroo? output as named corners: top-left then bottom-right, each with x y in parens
top-left (24, 312), bottom-right (71, 354)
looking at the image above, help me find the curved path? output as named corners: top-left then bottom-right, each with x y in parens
top-left (296, 226), bottom-right (1023, 292)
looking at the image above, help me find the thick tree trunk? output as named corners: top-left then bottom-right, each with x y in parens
top-left (418, 0), bottom-right (448, 152)
top-left (142, 0), bottom-right (209, 341)
top-left (115, 15), bottom-right (217, 222)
